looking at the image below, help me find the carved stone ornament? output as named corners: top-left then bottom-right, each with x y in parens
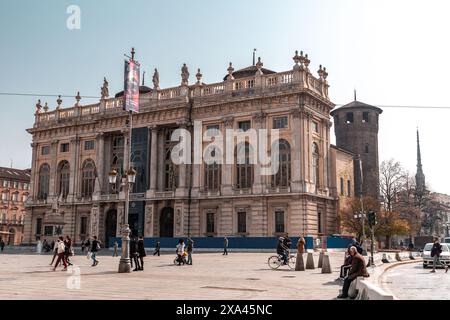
top-left (152, 68), bottom-right (160, 90)
top-left (181, 64), bottom-right (189, 85)
top-left (101, 77), bottom-right (109, 99)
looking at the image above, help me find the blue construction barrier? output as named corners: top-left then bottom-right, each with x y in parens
top-left (326, 235), bottom-right (353, 249)
top-left (109, 235), bottom-right (353, 250)
top-left (109, 236), bottom-right (320, 250)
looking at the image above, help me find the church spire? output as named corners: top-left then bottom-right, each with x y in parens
top-left (415, 128), bottom-right (426, 195)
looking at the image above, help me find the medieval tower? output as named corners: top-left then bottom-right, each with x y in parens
top-left (330, 99), bottom-right (383, 200)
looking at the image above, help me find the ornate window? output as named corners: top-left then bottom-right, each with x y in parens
top-left (238, 121), bottom-right (251, 132)
top-left (275, 211), bottom-right (285, 233)
top-left (235, 142), bottom-right (253, 189)
top-left (204, 146), bottom-right (221, 191)
top-left (272, 139), bottom-right (291, 188)
top-left (80, 217), bottom-right (88, 235)
top-left (312, 143), bottom-right (320, 190)
top-left (273, 116), bottom-right (288, 129)
top-left (41, 146), bottom-right (50, 155)
top-left (35, 218), bottom-right (42, 235)
top-left (318, 211), bottom-right (323, 234)
top-left (206, 212), bottom-right (215, 234)
top-left (38, 163), bottom-right (50, 200)
top-left (57, 161), bottom-right (70, 198)
top-left (237, 212), bottom-right (247, 233)
top-left (81, 159), bottom-right (96, 198)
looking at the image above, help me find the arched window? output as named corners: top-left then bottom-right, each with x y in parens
top-left (57, 161), bottom-right (70, 198)
top-left (312, 143), bottom-right (320, 189)
top-left (204, 146), bottom-right (221, 191)
top-left (81, 159), bottom-right (96, 198)
top-left (272, 139), bottom-right (291, 188)
top-left (236, 142), bottom-right (254, 189)
top-left (38, 164), bottom-right (50, 200)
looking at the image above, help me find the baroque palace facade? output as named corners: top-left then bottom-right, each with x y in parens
top-left (24, 51), bottom-right (358, 245)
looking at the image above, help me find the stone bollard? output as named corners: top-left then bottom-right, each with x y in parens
top-left (318, 251), bottom-right (324, 268)
top-left (295, 253), bottom-right (305, 271)
top-left (306, 252), bottom-right (315, 269)
top-left (395, 252), bottom-right (402, 262)
top-left (409, 251), bottom-right (415, 260)
top-left (321, 254), bottom-right (332, 273)
top-left (381, 253), bottom-right (389, 263)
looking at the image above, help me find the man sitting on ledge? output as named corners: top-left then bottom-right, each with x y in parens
top-left (337, 246), bottom-right (369, 299)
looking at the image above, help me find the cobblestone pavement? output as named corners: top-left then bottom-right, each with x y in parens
top-left (380, 261), bottom-right (450, 299)
top-left (0, 252), bottom-right (349, 300)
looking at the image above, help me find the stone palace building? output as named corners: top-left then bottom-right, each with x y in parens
top-left (24, 50), bottom-right (381, 246)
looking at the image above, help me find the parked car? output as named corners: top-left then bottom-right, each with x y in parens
top-left (422, 243), bottom-right (450, 268)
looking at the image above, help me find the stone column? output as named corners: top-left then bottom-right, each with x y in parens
top-left (290, 109), bottom-right (302, 192)
top-left (148, 126), bottom-right (158, 197)
top-left (176, 122), bottom-right (188, 197)
top-left (68, 137), bottom-right (79, 201)
top-left (144, 202), bottom-right (154, 237)
top-left (252, 111), bottom-right (266, 194)
top-left (90, 204), bottom-right (100, 237)
top-left (95, 133), bottom-right (105, 194)
top-left (221, 116), bottom-right (234, 195)
top-left (157, 128), bottom-right (165, 191)
top-left (29, 142), bottom-right (38, 200)
top-left (49, 139), bottom-right (59, 199)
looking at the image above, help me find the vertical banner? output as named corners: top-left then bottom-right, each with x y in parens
top-left (123, 60), bottom-right (140, 113)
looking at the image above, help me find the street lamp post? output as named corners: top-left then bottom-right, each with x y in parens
top-left (108, 115), bottom-right (136, 273)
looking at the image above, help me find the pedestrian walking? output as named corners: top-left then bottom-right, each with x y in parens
top-left (90, 236), bottom-right (101, 266)
top-left (186, 238), bottom-right (194, 265)
top-left (153, 241), bottom-right (161, 256)
top-left (113, 241), bottom-right (119, 257)
top-left (137, 236), bottom-right (146, 270)
top-left (176, 239), bottom-right (185, 265)
top-left (430, 238), bottom-right (448, 273)
top-left (0, 239), bottom-right (5, 252)
top-left (337, 246), bottom-right (369, 298)
top-left (223, 237), bottom-right (228, 255)
top-left (81, 240), bottom-right (86, 253)
top-left (64, 236), bottom-right (73, 266)
top-left (42, 239), bottom-right (48, 252)
top-left (52, 237), bottom-right (68, 271)
top-left (50, 242), bottom-right (58, 266)
top-left (130, 237), bottom-right (140, 271)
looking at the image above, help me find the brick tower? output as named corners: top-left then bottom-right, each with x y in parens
top-left (331, 99), bottom-right (383, 200)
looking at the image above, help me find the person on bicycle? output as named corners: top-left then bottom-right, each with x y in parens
top-left (283, 236), bottom-right (292, 264)
top-left (277, 237), bottom-right (289, 265)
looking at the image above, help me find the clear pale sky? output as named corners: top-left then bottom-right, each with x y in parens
top-left (0, 0), bottom-right (449, 194)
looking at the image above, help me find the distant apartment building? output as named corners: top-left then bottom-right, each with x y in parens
top-left (0, 167), bottom-right (31, 245)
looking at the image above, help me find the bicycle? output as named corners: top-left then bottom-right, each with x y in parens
top-left (268, 251), bottom-right (296, 270)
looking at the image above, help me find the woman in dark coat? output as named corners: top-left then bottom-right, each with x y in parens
top-left (64, 236), bottom-right (73, 266)
top-left (130, 237), bottom-right (140, 271)
top-left (137, 236), bottom-right (146, 271)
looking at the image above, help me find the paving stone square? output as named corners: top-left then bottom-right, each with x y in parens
top-left (0, 252), bottom-right (346, 300)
